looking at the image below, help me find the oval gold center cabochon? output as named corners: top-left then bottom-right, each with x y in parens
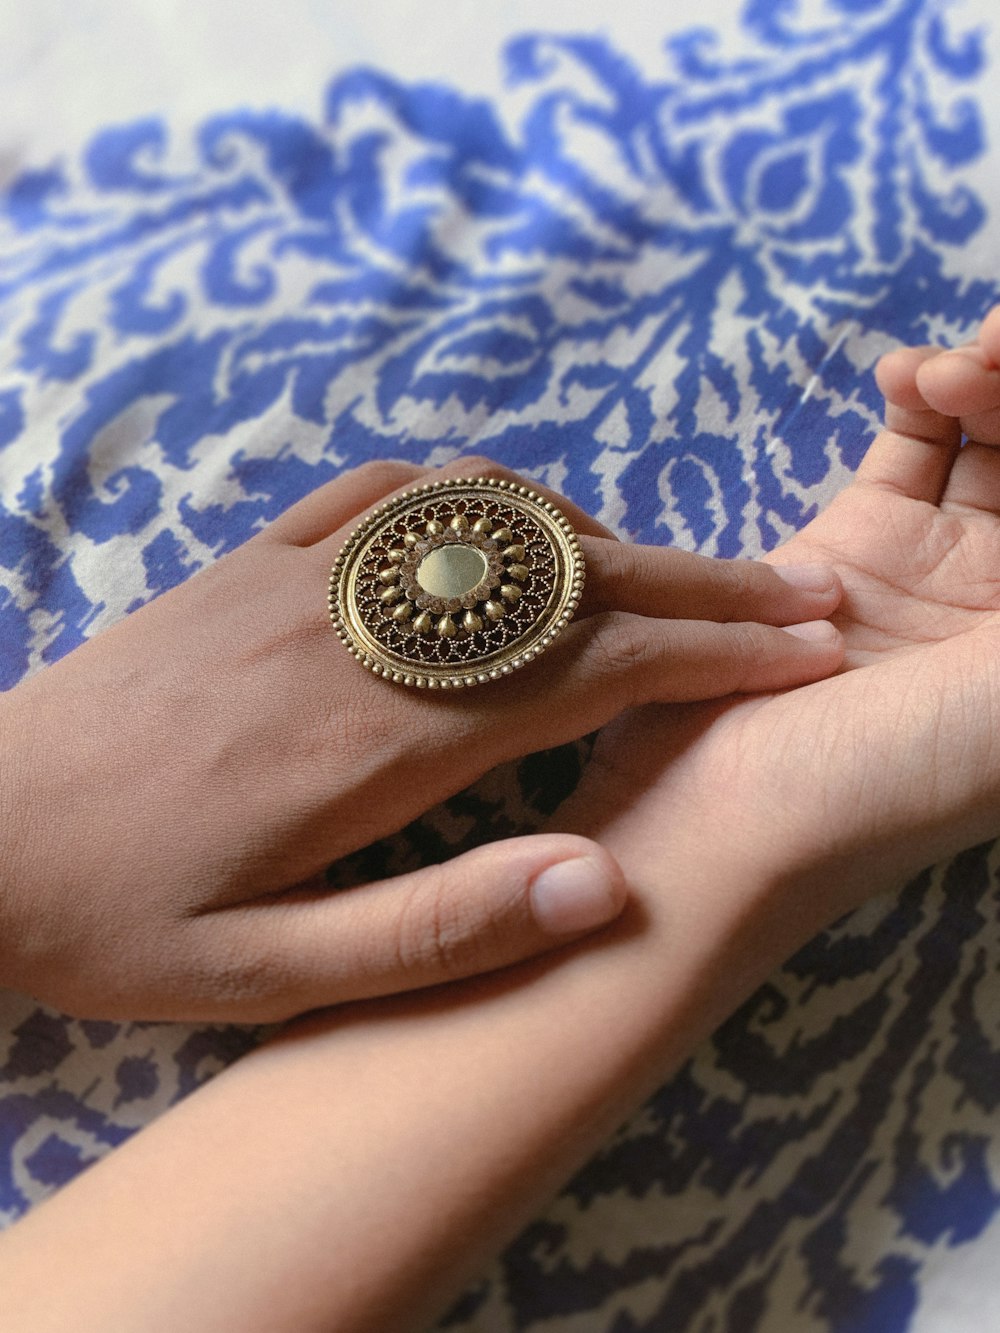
top-left (415, 545), bottom-right (489, 598)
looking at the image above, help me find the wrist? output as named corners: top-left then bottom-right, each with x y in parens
top-left (0, 691), bottom-right (40, 978)
top-left (554, 704), bottom-right (868, 1006)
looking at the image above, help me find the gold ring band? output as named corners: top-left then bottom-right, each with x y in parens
top-left (328, 477), bottom-right (585, 688)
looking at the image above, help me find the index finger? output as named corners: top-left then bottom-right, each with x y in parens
top-left (271, 455), bottom-right (619, 559)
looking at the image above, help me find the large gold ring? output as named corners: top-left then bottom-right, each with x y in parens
top-left (328, 477), bottom-right (585, 688)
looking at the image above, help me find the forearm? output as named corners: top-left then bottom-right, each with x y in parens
top-left (0, 758), bottom-right (849, 1333)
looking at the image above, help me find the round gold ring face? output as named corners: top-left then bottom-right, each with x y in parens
top-left (328, 477), bottom-right (585, 688)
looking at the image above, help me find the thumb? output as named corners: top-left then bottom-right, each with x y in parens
top-left (189, 835), bottom-right (628, 1022)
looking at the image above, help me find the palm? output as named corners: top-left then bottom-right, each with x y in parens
top-left (777, 473), bottom-right (1000, 664)
top-left (567, 420), bottom-right (1000, 902)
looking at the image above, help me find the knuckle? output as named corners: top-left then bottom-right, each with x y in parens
top-left (725, 622), bottom-right (776, 680)
top-left (711, 558), bottom-right (756, 618)
top-left (584, 541), bottom-right (654, 614)
top-left (592, 615), bottom-right (659, 682)
top-left (394, 873), bottom-right (483, 983)
top-left (305, 672), bottom-right (410, 782)
top-left (329, 681), bottom-right (401, 766)
top-left (196, 942), bottom-right (309, 1023)
top-left (605, 540), bottom-right (645, 589)
top-left (200, 945), bottom-right (276, 1011)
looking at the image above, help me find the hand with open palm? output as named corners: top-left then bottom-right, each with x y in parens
top-left (566, 306), bottom-right (1000, 920)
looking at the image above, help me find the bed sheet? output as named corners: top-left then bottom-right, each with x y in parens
top-left (1, 2), bottom-right (999, 1329)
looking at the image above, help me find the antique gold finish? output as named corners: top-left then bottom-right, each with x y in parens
top-left (415, 545), bottom-right (490, 600)
top-left (328, 477), bottom-right (585, 688)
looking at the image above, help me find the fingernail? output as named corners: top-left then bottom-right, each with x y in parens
top-left (783, 619), bottom-right (840, 644)
top-left (773, 563), bottom-right (838, 594)
top-left (530, 857), bottom-right (623, 936)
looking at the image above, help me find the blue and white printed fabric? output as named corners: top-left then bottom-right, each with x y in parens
top-left (1, 2), bottom-right (998, 1328)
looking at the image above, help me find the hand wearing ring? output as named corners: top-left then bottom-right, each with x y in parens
top-left (0, 457), bottom-right (843, 1023)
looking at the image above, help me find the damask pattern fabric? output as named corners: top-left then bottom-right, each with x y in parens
top-left (0, 2), bottom-right (998, 1328)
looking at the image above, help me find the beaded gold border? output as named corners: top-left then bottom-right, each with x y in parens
top-left (328, 477), bottom-right (585, 688)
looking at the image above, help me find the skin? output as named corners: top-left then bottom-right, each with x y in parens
top-left (4, 318), bottom-right (1000, 1332)
top-left (0, 459), bottom-right (843, 1022)
top-left (601, 304), bottom-right (1000, 912)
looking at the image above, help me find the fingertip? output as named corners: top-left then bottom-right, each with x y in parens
top-left (915, 345), bottom-right (1000, 418)
top-left (875, 345), bottom-right (939, 411)
top-left (782, 618), bottom-right (842, 647)
top-left (782, 617), bottom-right (844, 671)
top-left (770, 562), bottom-right (842, 603)
top-left (778, 620), bottom-right (845, 681)
top-left (528, 840), bottom-right (627, 937)
top-left (979, 304), bottom-right (1000, 366)
top-left (727, 619), bottom-right (843, 696)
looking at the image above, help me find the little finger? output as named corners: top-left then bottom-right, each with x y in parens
top-left (549, 612), bottom-right (844, 711)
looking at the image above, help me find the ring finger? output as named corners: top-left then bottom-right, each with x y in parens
top-left (301, 458), bottom-right (838, 630)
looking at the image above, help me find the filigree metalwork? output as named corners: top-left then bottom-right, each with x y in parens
top-left (328, 478), bottom-right (584, 687)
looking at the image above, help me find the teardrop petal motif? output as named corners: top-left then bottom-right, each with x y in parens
top-left (329, 478), bottom-right (584, 688)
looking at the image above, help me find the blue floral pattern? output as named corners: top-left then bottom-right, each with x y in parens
top-left (1, 2), bottom-right (998, 1328)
